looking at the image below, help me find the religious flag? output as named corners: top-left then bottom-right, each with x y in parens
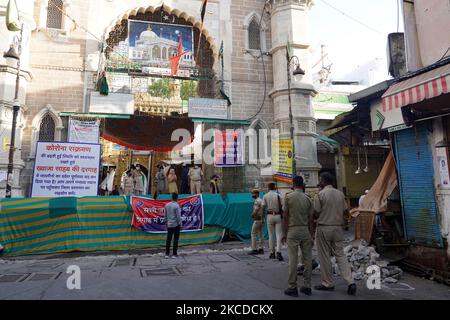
top-left (200, 0), bottom-right (208, 23)
top-left (170, 33), bottom-right (186, 76)
top-left (6, 0), bottom-right (21, 32)
top-left (286, 40), bottom-right (293, 59)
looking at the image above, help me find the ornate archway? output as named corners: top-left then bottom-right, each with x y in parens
top-left (103, 4), bottom-right (217, 99)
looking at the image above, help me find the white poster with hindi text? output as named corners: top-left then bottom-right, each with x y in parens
top-left (31, 142), bottom-right (101, 197)
top-left (68, 118), bottom-right (100, 143)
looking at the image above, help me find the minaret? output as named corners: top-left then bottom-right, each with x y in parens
top-left (269, 0), bottom-right (321, 187)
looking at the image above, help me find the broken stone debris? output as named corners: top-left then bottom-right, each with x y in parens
top-left (332, 239), bottom-right (403, 283)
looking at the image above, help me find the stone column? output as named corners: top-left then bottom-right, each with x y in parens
top-left (0, 1), bottom-right (36, 197)
top-left (269, 0), bottom-right (320, 187)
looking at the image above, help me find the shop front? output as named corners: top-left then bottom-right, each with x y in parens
top-left (378, 59), bottom-right (450, 277)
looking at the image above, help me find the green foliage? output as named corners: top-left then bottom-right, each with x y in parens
top-left (148, 78), bottom-right (171, 99)
top-left (180, 80), bottom-right (198, 100)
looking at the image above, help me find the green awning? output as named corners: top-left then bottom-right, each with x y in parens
top-left (60, 112), bottom-right (131, 119)
top-left (192, 118), bottom-right (251, 125)
top-left (318, 135), bottom-right (339, 146)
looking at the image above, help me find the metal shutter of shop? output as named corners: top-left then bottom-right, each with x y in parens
top-left (394, 124), bottom-right (443, 248)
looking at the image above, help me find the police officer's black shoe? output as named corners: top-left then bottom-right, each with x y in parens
top-left (248, 250), bottom-right (258, 255)
top-left (347, 283), bottom-right (357, 296)
top-left (300, 287), bottom-right (312, 296)
top-left (277, 252), bottom-right (284, 261)
top-left (257, 248), bottom-right (264, 255)
top-left (269, 252), bottom-right (276, 259)
top-left (284, 288), bottom-right (299, 297)
top-left (314, 284), bottom-right (335, 291)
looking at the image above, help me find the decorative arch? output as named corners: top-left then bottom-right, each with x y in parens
top-left (103, 4), bottom-right (219, 61)
top-left (104, 4), bottom-right (218, 97)
top-left (30, 105), bottom-right (64, 158)
top-left (243, 12), bottom-right (267, 53)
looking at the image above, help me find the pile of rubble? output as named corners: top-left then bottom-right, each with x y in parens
top-left (332, 239), bottom-right (403, 284)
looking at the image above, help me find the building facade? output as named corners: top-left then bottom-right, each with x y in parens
top-left (367, 0), bottom-right (450, 276)
top-left (0, 0), bottom-right (321, 197)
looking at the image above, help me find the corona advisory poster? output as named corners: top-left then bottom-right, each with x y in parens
top-left (272, 139), bottom-right (294, 183)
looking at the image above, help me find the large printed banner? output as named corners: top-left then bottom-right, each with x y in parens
top-left (214, 130), bottom-right (244, 167)
top-left (31, 142), bottom-right (101, 197)
top-left (272, 139), bottom-right (294, 183)
top-left (131, 195), bottom-right (204, 233)
top-left (128, 20), bottom-right (194, 77)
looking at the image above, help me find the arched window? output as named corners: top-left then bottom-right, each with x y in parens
top-left (46, 0), bottom-right (63, 29)
top-left (30, 105), bottom-right (64, 158)
top-left (162, 47), bottom-right (168, 60)
top-left (244, 13), bottom-right (267, 53)
top-left (38, 113), bottom-right (56, 142)
top-left (248, 119), bottom-right (271, 166)
top-left (248, 19), bottom-right (261, 50)
top-left (152, 45), bottom-right (161, 60)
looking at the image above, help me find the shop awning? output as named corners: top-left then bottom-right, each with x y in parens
top-left (382, 62), bottom-right (450, 111)
top-left (191, 118), bottom-right (251, 125)
top-left (102, 115), bottom-right (194, 152)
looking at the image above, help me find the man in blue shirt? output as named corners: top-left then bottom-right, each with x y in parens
top-left (164, 193), bottom-right (182, 258)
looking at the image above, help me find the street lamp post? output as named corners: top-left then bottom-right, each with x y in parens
top-left (4, 25), bottom-right (23, 198)
top-left (286, 49), bottom-right (305, 181)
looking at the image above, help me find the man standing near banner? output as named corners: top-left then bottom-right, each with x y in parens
top-left (164, 193), bottom-right (182, 259)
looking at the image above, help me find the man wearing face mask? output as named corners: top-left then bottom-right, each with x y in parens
top-left (249, 189), bottom-right (264, 255)
top-left (189, 164), bottom-right (203, 195)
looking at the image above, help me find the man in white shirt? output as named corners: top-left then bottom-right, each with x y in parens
top-left (359, 190), bottom-right (369, 207)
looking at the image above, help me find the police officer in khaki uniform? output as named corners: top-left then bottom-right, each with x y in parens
top-left (262, 183), bottom-right (284, 261)
top-left (282, 176), bottom-right (314, 297)
top-left (313, 172), bottom-right (356, 295)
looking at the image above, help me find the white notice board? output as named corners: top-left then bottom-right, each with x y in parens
top-left (31, 142), bottom-right (101, 197)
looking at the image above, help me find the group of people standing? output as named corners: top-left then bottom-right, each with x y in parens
top-left (154, 163), bottom-right (221, 197)
top-left (250, 173), bottom-right (357, 297)
top-left (120, 165), bottom-right (147, 196)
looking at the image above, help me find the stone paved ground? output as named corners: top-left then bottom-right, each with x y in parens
top-left (0, 241), bottom-right (449, 300)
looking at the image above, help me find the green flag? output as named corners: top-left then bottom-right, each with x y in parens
top-left (6, 0), bottom-right (21, 32)
top-left (219, 41), bottom-right (224, 58)
top-left (286, 40), bottom-right (293, 59)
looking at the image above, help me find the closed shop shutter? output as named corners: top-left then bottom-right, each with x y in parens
top-left (394, 123), bottom-right (443, 248)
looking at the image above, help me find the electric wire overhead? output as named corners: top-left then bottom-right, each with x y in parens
top-left (245, 1), bottom-right (270, 121)
top-left (319, 0), bottom-right (386, 37)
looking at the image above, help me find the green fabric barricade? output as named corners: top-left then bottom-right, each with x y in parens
top-left (0, 193), bottom-right (269, 256)
top-left (0, 196), bottom-right (224, 257)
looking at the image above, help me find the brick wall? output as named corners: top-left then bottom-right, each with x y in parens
top-left (230, 0), bottom-right (276, 191)
top-left (20, 0), bottom-right (90, 194)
